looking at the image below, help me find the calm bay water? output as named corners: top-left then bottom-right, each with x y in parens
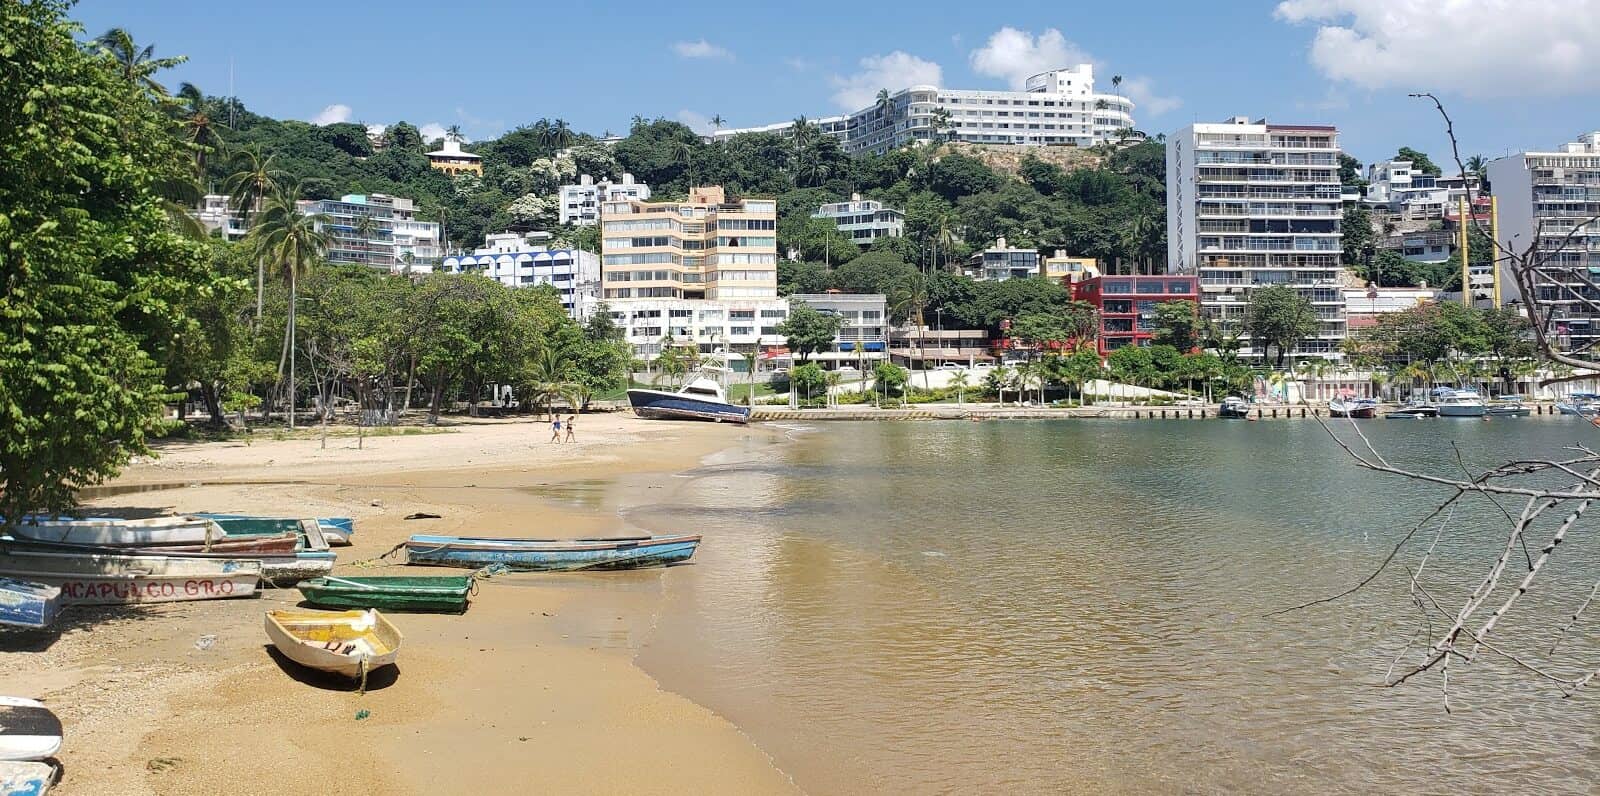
top-left (627, 419), bottom-right (1599, 794)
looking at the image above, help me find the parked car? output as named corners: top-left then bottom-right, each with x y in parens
top-left (973, 361), bottom-right (995, 369)
top-left (937, 363), bottom-right (962, 370)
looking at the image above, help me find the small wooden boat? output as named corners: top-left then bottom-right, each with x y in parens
top-left (0, 761), bottom-right (54, 796)
top-left (404, 534), bottom-right (701, 571)
top-left (265, 609), bottom-right (401, 680)
top-left (201, 514), bottom-right (354, 547)
top-left (298, 575), bottom-right (472, 613)
top-left (7, 515), bottom-right (224, 548)
top-left (0, 580), bottom-right (60, 630)
top-left (0, 697), bottom-right (61, 761)
top-left (0, 549), bottom-right (261, 605)
top-left (156, 532), bottom-right (300, 554)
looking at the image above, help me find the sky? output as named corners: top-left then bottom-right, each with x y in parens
top-left (70, 0), bottom-right (1600, 165)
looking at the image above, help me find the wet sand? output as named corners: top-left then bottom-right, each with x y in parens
top-left (0, 414), bottom-right (799, 795)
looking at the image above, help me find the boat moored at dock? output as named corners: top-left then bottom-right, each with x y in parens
top-left (1328, 397), bottom-right (1378, 418)
top-left (1432, 388), bottom-right (1487, 417)
top-left (1218, 396), bottom-right (1251, 419)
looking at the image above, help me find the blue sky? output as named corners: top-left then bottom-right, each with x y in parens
top-left (71, 0), bottom-right (1600, 165)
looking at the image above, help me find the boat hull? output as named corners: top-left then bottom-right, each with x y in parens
top-left (0, 550), bottom-right (261, 605)
top-left (405, 534), bottom-right (701, 571)
top-left (0, 761), bottom-right (54, 796)
top-left (0, 698), bottom-right (61, 762)
top-left (265, 609), bottom-right (401, 679)
top-left (200, 514), bottom-right (353, 547)
top-left (1386, 408), bottom-right (1438, 419)
top-left (297, 576), bottom-right (471, 613)
top-left (626, 389), bottom-right (750, 424)
top-left (1437, 405), bottom-right (1486, 417)
top-left (0, 580), bottom-right (61, 630)
top-left (1485, 406), bottom-right (1530, 417)
top-left (8, 516), bottom-right (223, 547)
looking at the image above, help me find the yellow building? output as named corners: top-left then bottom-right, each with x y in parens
top-left (426, 140), bottom-right (483, 176)
top-left (1042, 250), bottom-right (1099, 284)
top-left (600, 186), bottom-right (777, 301)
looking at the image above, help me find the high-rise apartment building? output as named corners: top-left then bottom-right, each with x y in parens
top-left (298, 193), bottom-right (442, 273)
top-left (558, 174), bottom-right (651, 226)
top-left (1488, 132), bottom-right (1600, 355)
top-left (600, 186), bottom-right (777, 301)
top-left (714, 64), bottom-right (1135, 156)
top-left (1167, 116), bottom-right (1346, 361)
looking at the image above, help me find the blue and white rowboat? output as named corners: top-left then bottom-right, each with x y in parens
top-left (627, 377), bottom-right (750, 424)
top-left (0, 580), bottom-right (60, 630)
top-left (404, 534), bottom-right (701, 571)
top-left (197, 514), bottom-right (355, 546)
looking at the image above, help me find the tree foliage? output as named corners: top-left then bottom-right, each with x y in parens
top-left (776, 301), bottom-right (843, 362)
top-left (1244, 286), bottom-right (1320, 367)
top-left (0, 2), bottom-right (220, 521)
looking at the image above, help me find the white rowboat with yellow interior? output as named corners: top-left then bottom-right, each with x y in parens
top-left (264, 609), bottom-right (402, 680)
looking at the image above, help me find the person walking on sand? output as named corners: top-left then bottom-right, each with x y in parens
top-left (564, 414), bottom-right (577, 443)
top-left (549, 415), bottom-right (562, 443)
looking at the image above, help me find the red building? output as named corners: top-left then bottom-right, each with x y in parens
top-left (1071, 275), bottom-right (1199, 356)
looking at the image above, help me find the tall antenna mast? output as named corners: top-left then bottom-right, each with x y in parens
top-left (228, 55), bottom-right (235, 129)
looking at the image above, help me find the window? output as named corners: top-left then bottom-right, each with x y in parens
top-left (1136, 281), bottom-right (1164, 294)
top-left (1103, 280), bottom-right (1133, 294)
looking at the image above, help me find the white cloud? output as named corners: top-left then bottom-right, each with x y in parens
top-left (419, 123), bottom-right (449, 142)
top-left (830, 51), bottom-right (943, 111)
top-left (676, 110), bottom-right (714, 135)
top-left (672, 39), bottom-right (732, 60)
top-left (311, 103), bottom-right (351, 125)
top-left (969, 27), bottom-right (1090, 89)
top-left (1122, 76), bottom-right (1182, 117)
top-left (1274, 0), bottom-right (1600, 97)
top-left (364, 123), bottom-right (387, 138)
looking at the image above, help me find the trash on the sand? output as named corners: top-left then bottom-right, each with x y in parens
top-left (403, 512), bottom-right (441, 520)
top-left (355, 709), bottom-right (371, 721)
top-left (147, 757), bottom-right (181, 772)
top-left (194, 635), bottom-right (216, 650)
top-left (370, 500), bottom-right (383, 507)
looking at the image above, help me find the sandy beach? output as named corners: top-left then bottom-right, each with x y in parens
top-left (0, 414), bottom-right (800, 795)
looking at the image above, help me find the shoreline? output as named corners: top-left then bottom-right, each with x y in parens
top-left (0, 415), bottom-right (800, 795)
top-left (751, 400), bottom-right (1570, 421)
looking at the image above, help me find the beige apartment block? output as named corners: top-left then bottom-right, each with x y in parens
top-left (600, 186), bottom-right (778, 301)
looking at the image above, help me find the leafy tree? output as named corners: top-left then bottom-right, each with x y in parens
top-left (1, 2), bottom-right (215, 522)
top-left (1046, 345), bottom-right (1104, 404)
top-left (927, 154), bottom-right (1002, 202)
top-left (1395, 146), bottom-right (1442, 177)
top-left (1337, 153), bottom-right (1365, 188)
top-left (776, 301), bottom-right (842, 361)
top-left (777, 260), bottom-right (831, 296)
top-left (789, 362), bottom-right (827, 405)
top-left (872, 361), bottom-right (908, 401)
top-left (1106, 345), bottom-right (1153, 390)
top-left (1342, 204), bottom-right (1376, 268)
top-left (1244, 286), bottom-right (1320, 368)
top-left (1151, 300), bottom-right (1200, 351)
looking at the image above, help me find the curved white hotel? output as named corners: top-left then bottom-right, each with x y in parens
top-left (713, 64), bottom-right (1136, 155)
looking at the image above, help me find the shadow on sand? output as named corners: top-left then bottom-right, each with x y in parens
top-left (262, 645), bottom-right (401, 692)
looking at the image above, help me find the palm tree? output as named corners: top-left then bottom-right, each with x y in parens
top-left (1465, 154), bottom-right (1488, 183)
top-left (875, 89), bottom-right (891, 118)
top-left (246, 183), bottom-right (331, 430)
top-left (527, 347), bottom-right (575, 420)
top-left (1111, 75), bottom-right (1123, 101)
top-left (223, 146), bottom-right (285, 317)
top-left (95, 28), bottom-right (186, 95)
top-left (445, 124), bottom-right (465, 143)
top-left (930, 107), bottom-right (953, 144)
top-left (710, 115), bottom-right (726, 132)
top-left (741, 351), bottom-right (759, 406)
top-left (175, 82), bottom-right (223, 175)
top-left (950, 370), bottom-right (969, 407)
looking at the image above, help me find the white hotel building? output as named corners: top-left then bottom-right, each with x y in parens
top-left (442, 232), bottom-right (600, 319)
top-left (1488, 132), bottom-right (1600, 355)
top-left (714, 64), bottom-right (1135, 155)
top-left (1167, 117), bottom-right (1346, 362)
top-left (558, 174), bottom-right (651, 226)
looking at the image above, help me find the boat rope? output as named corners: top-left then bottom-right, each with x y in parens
top-left (348, 542), bottom-right (409, 569)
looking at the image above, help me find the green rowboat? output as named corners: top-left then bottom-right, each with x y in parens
top-left (296, 575), bottom-right (472, 613)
